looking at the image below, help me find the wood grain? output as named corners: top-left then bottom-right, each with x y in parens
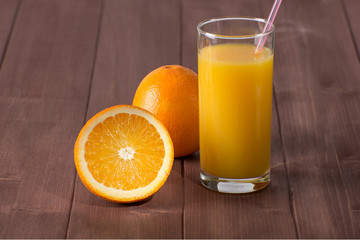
top-left (182, 0), bottom-right (297, 238)
top-left (0, 0), bottom-right (19, 66)
top-left (66, 0), bottom-right (183, 238)
top-left (342, 0), bottom-right (360, 57)
top-left (261, 0), bottom-right (360, 237)
top-left (0, 0), bottom-right (101, 238)
top-left (0, 0), bottom-right (20, 236)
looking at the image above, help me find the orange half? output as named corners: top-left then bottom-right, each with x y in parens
top-left (74, 105), bottom-right (174, 203)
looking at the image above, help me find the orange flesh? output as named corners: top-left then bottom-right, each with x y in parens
top-left (84, 113), bottom-right (165, 190)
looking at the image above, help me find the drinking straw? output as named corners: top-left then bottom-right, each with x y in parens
top-left (255, 0), bottom-right (282, 54)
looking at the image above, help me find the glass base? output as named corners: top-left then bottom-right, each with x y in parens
top-left (200, 170), bottom-right (270, 193)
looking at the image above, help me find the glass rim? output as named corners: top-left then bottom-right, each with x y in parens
top-left (197, 17), bottom-right (275, 40)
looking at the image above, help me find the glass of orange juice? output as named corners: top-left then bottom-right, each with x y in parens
top-left (197, 17), bottom-right (274, 193)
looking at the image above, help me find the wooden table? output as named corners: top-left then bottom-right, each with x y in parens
top-left (1, 0), bottom-right (359, 238)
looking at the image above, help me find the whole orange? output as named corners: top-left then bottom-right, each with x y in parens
top-left (133, 65), bottom-right (199, 158)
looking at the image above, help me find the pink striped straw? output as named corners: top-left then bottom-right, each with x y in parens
top-left (255, 0), bottom-right (282, 54)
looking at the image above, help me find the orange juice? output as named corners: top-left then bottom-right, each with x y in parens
top-left (198, 43), bottom-right (273, 179)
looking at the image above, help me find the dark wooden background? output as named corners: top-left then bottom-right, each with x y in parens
top-left (0, 0), bottom-right (359, 238)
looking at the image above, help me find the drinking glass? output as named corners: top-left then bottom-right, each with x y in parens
top-left (197, 17), bottom-right (274, 193)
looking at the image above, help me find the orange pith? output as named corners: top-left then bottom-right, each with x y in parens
top-left (85, 113), bottom-right (164, 190)
top-left (74, 105), bottom-right (174, 203)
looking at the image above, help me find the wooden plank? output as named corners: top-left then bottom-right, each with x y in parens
top-left (0, 180), bottom-right (20, 236)
top-left (261, 0), bottom-right (360, 238)
top-left (182, 0), bottom-right (297, 238)
top-left (0, 0), bottom-right (20, 235)
top-left (0, 0), bottom-right (101, 238)
top-left (0, 0), bottom-right (19, 65)
top-left (342, 0), bottom-right (360, 57)
top-left (66, 0), bottom-right (183, 238)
